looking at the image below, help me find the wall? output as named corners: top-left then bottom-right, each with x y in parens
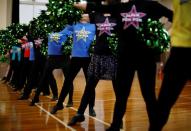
top-left (0, 0), bottom-right (12, 30)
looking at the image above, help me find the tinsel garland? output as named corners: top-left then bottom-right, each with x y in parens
top-left (137, 18), bottom-right (170, 54)
top-left (88, 39), bottom-right (96, 55)
top-left (107, 33), bottom-right (118, 56)
top-left (62, 36), bottom-right (73, 55)
top-left (0, 23), bottom-right (28, 61)
top-left (0, 0), bottom-right (83, 59)
top-left (88, 34), bottom-right (119, 56)
top-left (0, 55), bottom-right (8, 63)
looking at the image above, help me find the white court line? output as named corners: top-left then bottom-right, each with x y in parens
top-left (45, 96), bottom-right (125, 131)
top-left (34, 103), bottom-right (76, 131)
top-left (45, 96), bottom-right (110, 126)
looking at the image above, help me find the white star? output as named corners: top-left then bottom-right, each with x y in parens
top-left (75, 27), bottom-right (91, 42)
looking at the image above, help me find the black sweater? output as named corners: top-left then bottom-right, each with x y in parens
top-left (87, 0), bottom-right (173, 57)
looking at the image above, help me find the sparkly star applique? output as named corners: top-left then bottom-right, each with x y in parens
top-left (120, 5), bottom-right (146, 29)
top-left (96, 18), bottom-right (116, 36)
top-left (75, 27), bottom-right (91, 42)
top-left (50, 33), bottom-right (61, 43)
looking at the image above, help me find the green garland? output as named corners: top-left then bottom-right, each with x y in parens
top-left (62, 36), bottom-right (73, 55)
top-left (107, 33), bottom-right (119, 56)
top-left (0, 55), bottom-right (9, 63)
top-left (0, 23), bottom-right (28, 56)
top-left (137, 18), bottom-right (170, 54)
top-left (0, 0), bottom-right (83, 57)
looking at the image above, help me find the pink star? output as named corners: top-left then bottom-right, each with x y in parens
top-left (96, 18), bottom-right (116, 36)
top-left (120, 5), bottom-right (146, 29)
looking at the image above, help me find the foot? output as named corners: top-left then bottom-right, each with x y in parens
top-left (120, 121), bottom-right (123, 129)
top-left (1, 77), bottom-right (6, 81)
top-left (51, 96), bottom-right (58, 101)
top-left (50, 105), bottom-right (64, 114)
top-left (66, 101), bottom-right (73, 107)
top-left (29, 98), bottom-right (39, 106)
top-left (89, 108), bottom-right (96, 117)
top-left (13, 87), bottom-right (21, 92)
top-left (149, 124), bottom-right (163, 131)
top-left (2, 80), bottom-right (8, 84)
top-left (42, 93), bottom-right (50, 96)
top-left (17, 95), bottom-right (29, 100)
top-left (106, 126), bottom-right (120, 131)
top-left (68, 114), bottom-right (85, 126)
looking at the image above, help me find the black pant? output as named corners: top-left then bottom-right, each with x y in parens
top-left (5, 61), bottom-right (13, 82)
top-left (16, 58), bottom-right (32, 90)
top-left (77, 75), bottom-right (117, 114)
top-left (33, 55), bottom-right (71, 100)
top-left (157, 47), bottom-right (191, 129)
top-left (110, 54), bottom-right (157, 129)
top-left (10, 60), bottom-right (21, 87)
top-left (57, 57), bottom-right (92, 106)
top-left (22, 56), bottom-right (46, 97)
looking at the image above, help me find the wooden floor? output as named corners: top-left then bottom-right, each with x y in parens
top-left (0, 69), bottom-right (191, 131)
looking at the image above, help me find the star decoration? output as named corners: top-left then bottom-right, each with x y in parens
top-left (50, 33), bottom-right (60, 42)
top-left (34, 38), bottom-right (44, 47)
top-left (120, 5), bottom-right (146, 29)
top-left (96, 18), bottom-right (116, 36)
top-left (75, 26), bottom-right (91, 42)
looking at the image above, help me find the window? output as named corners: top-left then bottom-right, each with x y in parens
top-left (19, 0), bottom-right (48, 24)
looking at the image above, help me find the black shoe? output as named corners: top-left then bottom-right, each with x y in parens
top-left (149, 124), bottom-right (163, 131)
top-left (42, 93), bottom-right (50, 96)
top-left (51, 96), bottom-right (58, 101)
top-left (50, 105), bottom-right (64, 114)
top-left (120, 121), bottom-right (123, 129)
top-left (17, 95), bottom-right (29, 100)
top-left (89, 108), bottom-right (96, 117)
top-left (106, 126), bottom-right (120, 131)
top-left (13, 87), bottom-right (21, 92)
top-left (2, 80), bottom-right (8, 84)
top-left (29, 98), bottom-right (39, 106)
top-left (1, 77), bottom-right (6, 81)
top-left (66, 101), bottom-right (73, 107)
top-left (13, 88), bottom-right (19, 92)
top-left (68, 114), bottom-right (85, 126)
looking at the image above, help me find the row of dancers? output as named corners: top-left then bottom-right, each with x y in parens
top-left (1, 0), bottom-right (191, 131)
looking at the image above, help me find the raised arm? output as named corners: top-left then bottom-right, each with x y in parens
top-left (73, 1), bottom-right (88, 10)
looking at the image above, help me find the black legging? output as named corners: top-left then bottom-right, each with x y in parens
top-left (77, 75), bottom-right (117, 114)
top-left (22, 56), bottom-right (47, 97)
top-left (10, 60), bottom-right (22, 87)
top-left (5, 62), bottom-right (13, 82)
top-left (56, 57), bottom-right (94, 107)
top-left (33, 55), bottom-right (72, 101)
top-left (110, 56), bottom-right (157, 129)
top-left (16, 58), bottom-right (32, 90)
top-left (157, 47), bottom-right (191, 129)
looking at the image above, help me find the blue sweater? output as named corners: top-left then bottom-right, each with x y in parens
top-left (11, 46), bottom-right (21, 61)
top-left (47, 31), bottom-right (69, 55)
top-left (61, 23), bottom-right (95, 57)
top-left (29, 42), bottom-right (35, 61)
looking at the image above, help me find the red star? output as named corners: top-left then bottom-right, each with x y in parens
top-left (120, 5), bottom-right (146, 29)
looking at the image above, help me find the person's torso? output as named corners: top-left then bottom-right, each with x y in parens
top-left (48, 32), bottom-right (66, 55)
top-left (115, 1), bottom-right (171, 49)
top-left (71, 22), bottom-right (96, 57)
top-left (92, 13), bottom-right (118, 55)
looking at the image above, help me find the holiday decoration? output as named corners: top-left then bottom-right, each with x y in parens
top-left (107, 33), bottom-right (119, 56)
top-left (62, 36), bottom-right (73, 55)
top-left (0, 0), bottom-right (83, 58)
top-left (137, 18), bottom-right (170, 53)
top-left (0, 23), bottom-right (28, 56)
